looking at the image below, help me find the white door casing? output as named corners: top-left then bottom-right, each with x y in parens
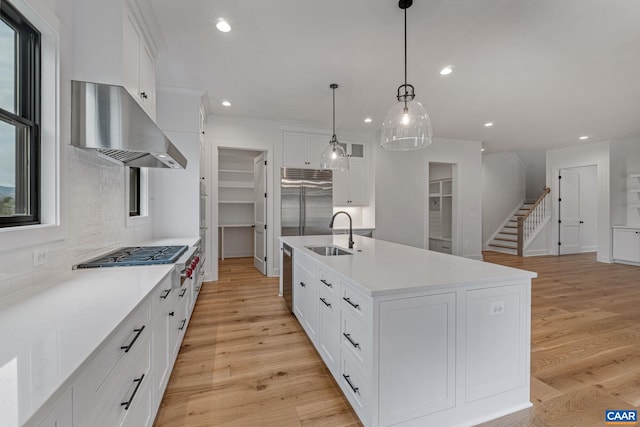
top-left (254, 153), bottom-right (267, 274)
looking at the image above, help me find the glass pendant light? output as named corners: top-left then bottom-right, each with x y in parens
top-left (381, 0), bottom-right (433, 151)
top-left (320, 83), bottom-right (349, 170)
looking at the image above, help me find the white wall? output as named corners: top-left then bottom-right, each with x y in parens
top-left (546, 141), bottom-right (611, 262)
top-left (207, 116), bottom-right (281, 281)
top-left (482, 152), bottom-right (527, 245)
top-left (514, 150), bottom-right (547, 200)
top-left (0, 0), bottom-right (153, 298)
top-left (375, 137), bottom-right (483, 259)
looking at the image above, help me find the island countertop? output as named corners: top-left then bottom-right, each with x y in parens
top-left (280, 235), bottom-right (536, 296)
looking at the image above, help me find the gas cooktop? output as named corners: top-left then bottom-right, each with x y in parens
top-left (75, 245), bottom-right (188, 269)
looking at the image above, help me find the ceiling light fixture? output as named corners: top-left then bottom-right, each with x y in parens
top-left (364, 117), bottom-right (372, 123)
top-left (484, 122), bottom-right (494, 127)
top-left (221, 100), bottom-right (231, 107)
top-left (440, 65), bottom-right (454, 75)
top-left (216, 19), bottom-right (231, 33)
top-left (381, 0), bottom-right (433, 151)
top-left (579, 135), bottom-right (589, 140)
top-left (320, 84), bottom-right (349, 171)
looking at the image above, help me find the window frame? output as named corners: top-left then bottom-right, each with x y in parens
top-left (128, 167), bottom-right (141, 217)
top-left (0, 0), bottom-right (41, 228)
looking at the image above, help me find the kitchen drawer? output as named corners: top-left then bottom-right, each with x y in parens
top-left (318, 268), bottom-right (340, 294)
top-left (341, 310), bottom-right (370, 368)
top-left (85, 300), bottom-right (150, 394)
top-left (153, 282), bottom-right (173, 320)
top-left (340, 282), bottom-right (370, 325)
top-left (90, 336), bottom-right (151, 427)
top-left (340, 349), bottom-right (370, 423)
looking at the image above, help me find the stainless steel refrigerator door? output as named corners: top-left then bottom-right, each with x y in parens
top-left (302, 169), bottom-right (333, 235)
top-left (281, 168), bottom-right (303, 236)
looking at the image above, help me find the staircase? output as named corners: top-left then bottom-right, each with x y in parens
top-left (487, 202), bottom-right (535, 254)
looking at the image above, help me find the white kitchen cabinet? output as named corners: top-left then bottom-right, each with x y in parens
top-left (36, 389), bottom-right (72, 427)
top-left (317, 269), bottom-right (341, 376)
top-left (333, 158), bottom-right (368, 206)
top-left (293, 253), bottom-right (318, 343)
top-left (73, 0), bottom-right (158, 119)
top-left (613, 227), bottom-right (640, 264)
top-left (283, 132), bottom-right (327, 169)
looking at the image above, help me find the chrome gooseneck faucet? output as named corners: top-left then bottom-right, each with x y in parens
top-left (329, 211), bottom-right (354, 249)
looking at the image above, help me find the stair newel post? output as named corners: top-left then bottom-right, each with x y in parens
top-left (517, 216), bottom-right (524, 257)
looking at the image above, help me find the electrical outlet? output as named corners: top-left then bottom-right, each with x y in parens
top-left (33, 247), bottom-right (48, 266)
top-left (490, 301), bottom-right (505, 316)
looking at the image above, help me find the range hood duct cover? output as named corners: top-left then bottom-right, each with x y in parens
top-left (71, 80), bottom-right (187, 169)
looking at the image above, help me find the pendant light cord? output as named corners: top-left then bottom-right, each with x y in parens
top-left (404, 7), bottom-right (407, 92)
top-left (332, 86), bottom-right (336, 138)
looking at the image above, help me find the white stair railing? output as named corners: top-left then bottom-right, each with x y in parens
top-left (517, 188), bottom-right (551, 256)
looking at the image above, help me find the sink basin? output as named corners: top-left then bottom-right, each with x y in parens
top-left (306, 246), bottom-right (352, 256)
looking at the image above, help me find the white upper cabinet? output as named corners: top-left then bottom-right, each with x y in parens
top-left (73, 0), bottom-right (158, 120)
top-left (283, 132), bottom-right (328, 169)
top-left (333, 142), bottom-right (368, 206)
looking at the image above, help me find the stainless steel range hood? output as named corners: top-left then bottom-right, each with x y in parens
top-left (71, 80), bottom-right (187, 169)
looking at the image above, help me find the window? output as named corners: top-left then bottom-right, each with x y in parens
top-left (0, 1), bottom-right (40, 228)
top-left (129, 167), bottom-right (140, 217)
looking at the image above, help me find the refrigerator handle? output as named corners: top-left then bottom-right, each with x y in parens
top-left (300, 183), bottom-right (305, 235)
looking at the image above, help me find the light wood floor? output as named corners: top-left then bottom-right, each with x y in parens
top-left (155, 253), bottom-right (640, 427)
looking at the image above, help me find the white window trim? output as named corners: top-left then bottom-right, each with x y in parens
top-left (125, 166), bottom-right (150, 227)
top-left (0, 0), bottom-right (63, 250)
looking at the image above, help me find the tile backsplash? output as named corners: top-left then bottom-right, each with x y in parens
top-left (0, 145), bottom-right (152, 298)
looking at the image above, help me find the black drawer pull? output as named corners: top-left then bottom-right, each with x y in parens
top-left (121, 374), bottom-right (144, 410)
top-left (320, 279), bottom-right (333, 288)
top-left (299, 281), bottom-right (306, 287)
top-left (160, 289), bottom-right (171, 299)
top-left (179, 319), bottom-right (187, 330)
top-left (343, 374), bottom-right (359, 394)
top-left (343, 333), bottom-right (360, 349)
top-left (120, 325), bottom-right (145, 353)
top-left (320, 297), bottom-right (331, 307)
top-left (343, 297), bottom-right (360, 310)
top-left (179, 288), bottom-right (187, 297)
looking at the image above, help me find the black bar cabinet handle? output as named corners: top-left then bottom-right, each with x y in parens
top-left (343, 374), bottom-right (359, 394)
top-left (179, 319), bottom-right (187, 330)
top-left (320, 279), bottom-right (332, 288)
top-left (320, 297), bottom-right (331, 307)
top-left (121, 374), bottom-right (145, 410)
top-left (343, 333), bottom-right (360, 349)
top-left (343, 297), bottom-right (360, 309)
top-left (160, 289), bottom-right (171, 299)
top-left (120, 325), bottom-right (145, 353)
top-left (179, 288), bottom-right (187, 297)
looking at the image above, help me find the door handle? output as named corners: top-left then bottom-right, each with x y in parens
top-left (579, 220), bottom-right (584, 224)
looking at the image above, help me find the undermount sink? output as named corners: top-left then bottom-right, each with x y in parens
top-left (306, 246), bottom-right (352, 256)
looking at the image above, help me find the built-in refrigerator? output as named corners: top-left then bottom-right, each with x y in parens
top-left (281, 168), bottom-right (333, 236)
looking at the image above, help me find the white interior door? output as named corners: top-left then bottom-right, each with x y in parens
top-left (559, 170), bottom-right (581, 254)
top-left (253, 153), bottom-right (267, 274)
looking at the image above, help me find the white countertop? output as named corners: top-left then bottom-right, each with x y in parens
top-left (0, 265), bottom-right (174, 427)
top-left (142, 236), bottom-right (201, 247)
top-left (281, 235), bottom-right (536, 296)
top-left (612, 225), bottom-right (640, 230)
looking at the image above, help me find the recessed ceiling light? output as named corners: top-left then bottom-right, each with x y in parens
top-left (216, 18), bottom-right (231, 33)
top-left (484, 122), bottom-right (494, 127)
top-left (579, 135), bottom-right (589, 140)
top-left (481, 148), bottom-right (485, 152)
top-left (364, 117), bottom-right (372, 123)
top-left (157, 154), bottom-right (168, 158)
top-left (221, 100), bottom-right (231, 107)
top-left (440, 65), bottom-right (454, 76)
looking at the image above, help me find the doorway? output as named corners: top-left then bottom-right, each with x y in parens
top-left (217, 147), bottom-right (268, 275)
top-left (428, 162), bottom-right (457, 254)
top-left (558, 165), bottom-right (598, 254)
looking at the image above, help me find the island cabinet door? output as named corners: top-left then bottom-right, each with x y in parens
top-left (293, 260), bottom-right (318, 342)
top-left (318, 283), bottom-right (341, 375)
top-left (465, 284), bottom-right (529, 402)
top-left (378, 292), bottom-right (456, 426)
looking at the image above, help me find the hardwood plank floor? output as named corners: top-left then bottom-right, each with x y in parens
top-left (155, 252), bottom-right (640, 426)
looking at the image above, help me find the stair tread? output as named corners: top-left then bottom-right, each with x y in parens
top-left (489, 243), bottom-right (518, 249)
top-left (495, 237), bottom-right (517, 242)
top-left (499, 232), bottom-right (518, 236)
top-left (504, 225), bottom-right (517, 229)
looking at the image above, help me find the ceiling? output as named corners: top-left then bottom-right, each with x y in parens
top-left (148, 0), bottom-right (640, 153)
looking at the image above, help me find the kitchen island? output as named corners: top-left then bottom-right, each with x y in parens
top-left (279, 234), bottom-right (537, 427)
